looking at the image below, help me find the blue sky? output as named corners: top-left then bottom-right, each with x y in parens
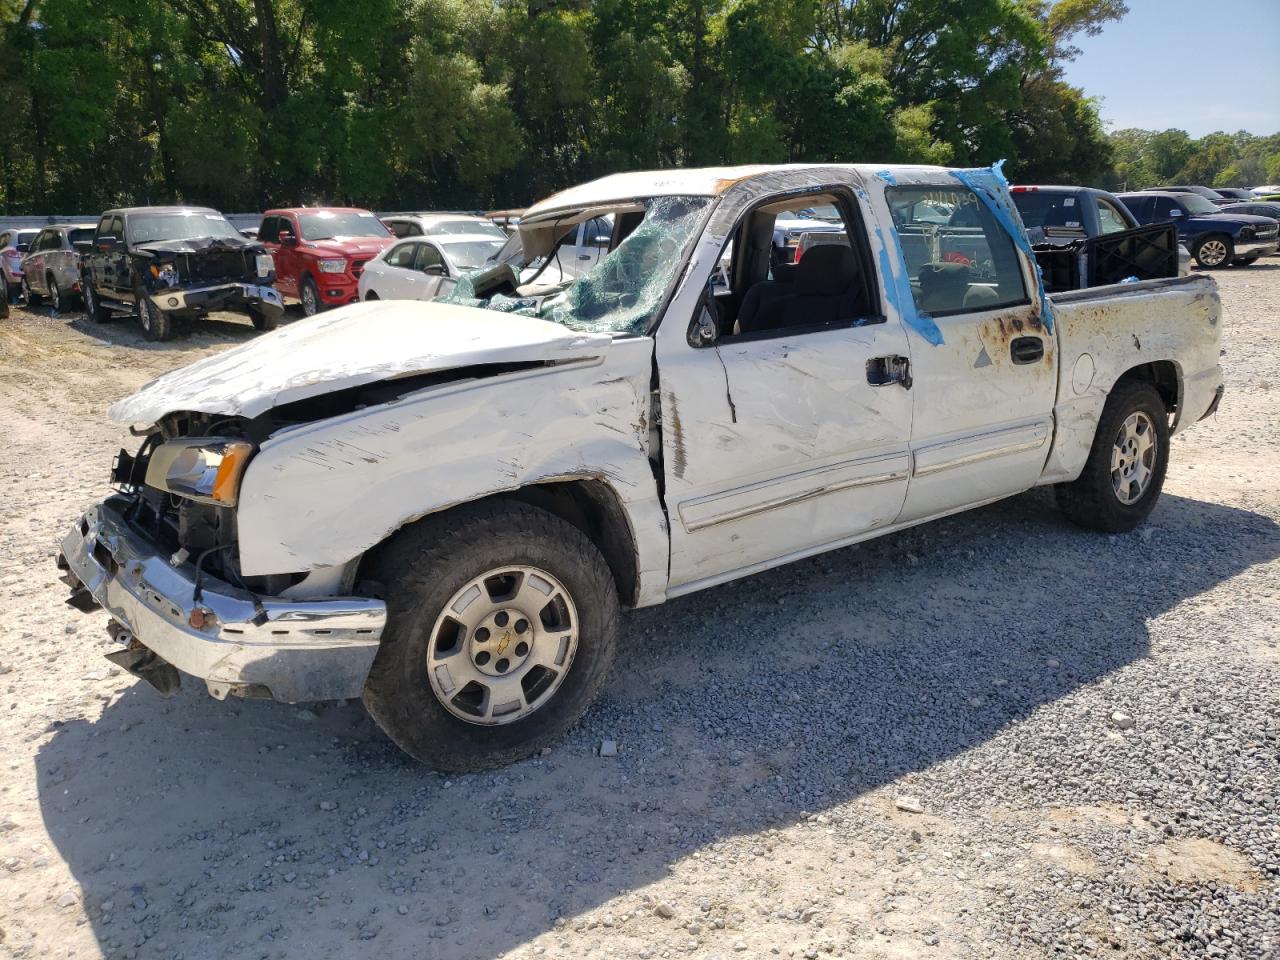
top-left (1061, 0), bottom-right (1280, 137)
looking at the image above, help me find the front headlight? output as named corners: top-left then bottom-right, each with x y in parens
top-left (144, 438), bottom-right (255, 507)
top-left (255, 253), bottom-right (274, 277)
top-left (150, 263), bottom-right (180, 288)
top-left (317, 258), bottom-right (347, 274)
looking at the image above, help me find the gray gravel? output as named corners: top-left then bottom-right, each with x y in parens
top-left (0, 267), bottom-right (1277, 960)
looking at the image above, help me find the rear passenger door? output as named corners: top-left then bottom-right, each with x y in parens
top-left (884, 183), bottom-right (1057, 523)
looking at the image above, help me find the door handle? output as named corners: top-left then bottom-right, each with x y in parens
top-left (867, 355), bottom-right (912, 389)
top-left (1011, 336), bottom-right (1044, 365)
top-left (577, 254), bottom-right (590, 261)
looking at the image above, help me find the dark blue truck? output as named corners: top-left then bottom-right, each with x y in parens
top-left (1117, 191), bottom-right (1279, 268)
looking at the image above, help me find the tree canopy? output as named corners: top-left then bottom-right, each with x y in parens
top-left (0, 0), bottom-right (1174, 214)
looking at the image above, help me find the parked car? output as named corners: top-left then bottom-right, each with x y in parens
top-left (382, 213), bottom-right (508, 242)
top-left (59, 162), bottom-right (1224, 771)
top-left (258, 207), bottom-right (394, 316)
top-left (0, 228), bottom-right (40, 302)
top-left (80, 206), bottom-right (284, 340)
top-left (1011, 185), bottom-right (1190, 283)
top-left (1159, 185), bottom-right (1232, 205)
top-left (20, 223), bottom-right (95, 310)
top-left (1219, 200), bottom-right (1280, 233)
top-left (485, 209), bottom-right (525, 234)
top-left (1117, 190), bottom-right (1279, 267)
top-left (1211, 188), bottom-right (1255, 201)
top-left (359, 234), bottom-right (506, 302)
top-left (1250, 185), bottom-right (1280, 197)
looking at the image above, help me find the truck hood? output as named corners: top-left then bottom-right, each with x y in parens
top-left (134, 235), bottom-right (259, 256)
top-left (300, 236), bottom-right (394, 258)
top-left (108, 300), bottom-right (613, 424)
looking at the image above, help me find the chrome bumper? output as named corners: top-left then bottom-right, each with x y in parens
top-left (59, 496), bottom-right (384, 702)
top-left (153, 282), bottom-right (284, 314)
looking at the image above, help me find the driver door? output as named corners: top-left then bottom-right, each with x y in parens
top-left (655, 184), bottom-right (915, 593)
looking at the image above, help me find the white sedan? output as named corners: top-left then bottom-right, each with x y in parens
top-left (358, 235), bottom-right (505, 302)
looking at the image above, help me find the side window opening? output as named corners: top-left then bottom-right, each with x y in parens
top-left (715, 190), bottom-right (878, 340)
top-left (1097, 200), bottom-right (1129, 235)
top-left (385, 242), bottom-right (418, 268)
top-left (415, 243), bottom-right (445, 273)
top-left (258, 217), bottom-right (281, 244)
top-left (886, 185), bottom-right (1029, 316)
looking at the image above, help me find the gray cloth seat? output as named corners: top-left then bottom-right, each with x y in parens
top-left (737, 245), bottom-right (867, 334)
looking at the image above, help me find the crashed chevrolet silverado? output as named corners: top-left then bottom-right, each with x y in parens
top-left (81, 206), bottom-right (284, 340)
top-left (58, 164), bottom-right (1224, 770)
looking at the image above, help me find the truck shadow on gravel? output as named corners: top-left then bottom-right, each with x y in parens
top-left (35, 490), bottom-right (1279, 959)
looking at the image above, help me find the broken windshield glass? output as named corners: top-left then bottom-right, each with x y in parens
top-left (443, 196), bottom-right (711, 336)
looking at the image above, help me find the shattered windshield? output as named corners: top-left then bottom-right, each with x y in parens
top-left (129, 213), bottom-right (242, 244)
top-left (298, 211), bottom-right (391, 241)
top-left (443, 196), bottom-right (710, 335)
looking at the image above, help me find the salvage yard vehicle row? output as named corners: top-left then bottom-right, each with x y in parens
top-left (58, 162), bottom-right (1224, 770)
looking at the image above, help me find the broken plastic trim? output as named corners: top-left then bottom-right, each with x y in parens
top-left (443, 197), bottom-right (712, 336)
top-left (952, 161), bottom-right (1056, 334)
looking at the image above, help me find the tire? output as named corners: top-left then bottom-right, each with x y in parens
top-left (1, 274), bottom-right (9, 305)
top-left (1055, 379), bottom-right (1170, 533)
top-left (21, 275), bottom-right (39, 305)
top-left (47, 274), bottom-right (62, 312)
top-left (82, 276), bottom-right (112, 323)
top-left (299, 275), bottom-right (321, 317)
top-left (1193, 235), bottom-right (1232, 268)
top-left (136, 292), bottom-right (172, 341)
top-left (364, 291), bottom-right (379, 301)
top-left (248, 307), bottom-right (277, 331)
top-left (361, 500), bottom-right (621, 771)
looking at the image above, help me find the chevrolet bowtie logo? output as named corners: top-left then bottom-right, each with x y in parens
top-left (496, 631), bottom-right (512, 655)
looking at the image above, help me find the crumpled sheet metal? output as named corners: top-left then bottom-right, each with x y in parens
top-left (107, 300), bottom-right (612, 424)
top-left (952, 160), bottom-right (1056, 334)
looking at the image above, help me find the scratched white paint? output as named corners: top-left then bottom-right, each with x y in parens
top-left (108, 300), bottom-right (613, 423)
top-left (235, 337), bottom-right (671, 605)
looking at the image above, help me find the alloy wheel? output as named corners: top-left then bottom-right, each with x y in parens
top-left (1198, 239), bottom-right (1228, 267)
top-left (302, 284), bottom-right (318, 316)
top-left (426, 565), bottom-right (579, 725)
top-left (1111, 411), bottom-right (1157, 505)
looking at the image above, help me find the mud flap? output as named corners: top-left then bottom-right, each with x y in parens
top-left (104, 628), bottom-right (182, 697)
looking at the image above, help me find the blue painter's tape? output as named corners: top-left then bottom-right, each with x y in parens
top-left (874, 169), bottom-right (897, 185)
top-left (951, 160), bottom-right (1055, 334)
top-left (874, 224), bottom-right (943, 346)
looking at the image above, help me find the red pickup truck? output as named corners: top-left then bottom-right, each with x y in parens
top-left (258, 207), bottom-right (395, 316)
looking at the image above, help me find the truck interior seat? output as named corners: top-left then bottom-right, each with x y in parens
top-left (737, 245), bottom-right (867, 334)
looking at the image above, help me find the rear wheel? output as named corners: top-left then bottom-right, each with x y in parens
top-left (1193, 235), bottom-right (1232, 268)
top-left (21, 275), bottom-right (39, 305)
top-left (364, 291), bottom-right (379, 301)
top-left (136, 292), bottom-right (172, 341)
top-left (361, 500), bottom-right (620, 771)
top-left (300, 276), bottom-right (321, 317)
top-left (1055, 379), bottom-right (1170, 533)
top-left (47, 274), bottom-right (62, 312)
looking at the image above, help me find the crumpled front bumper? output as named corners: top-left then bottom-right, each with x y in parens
top-left (152, 281), bottom-right (284, 315)
top-left (58, 496), bottom-right (384, 703)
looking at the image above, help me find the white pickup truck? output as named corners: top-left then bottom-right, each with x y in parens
top-left (59, 163), bottom-right (1224, 770)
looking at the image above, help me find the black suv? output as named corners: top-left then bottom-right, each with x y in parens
top-left (1117, 191), bottom-right (1279, 268)
top-left (81, 206), bottom-right (284, 340)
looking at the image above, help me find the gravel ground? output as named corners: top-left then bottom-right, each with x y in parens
top-left (0, 268), bottom-right (1277, 960)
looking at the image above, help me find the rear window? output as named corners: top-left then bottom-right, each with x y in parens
top-left (68, 228), bottom-right (94, 244)
top-left (1010, 192), bottom-right (1087, 237)
top-left (423, 219), bottom-right (507, 239)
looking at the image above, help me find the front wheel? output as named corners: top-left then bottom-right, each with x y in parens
top-left (1194, 235), bottom-right (1232, 268)
top-left (137, 292), bottom-right (173, 341)
top-left (248, 307), bottom-right (277, 331)
top-left (299, 275), bottom-right (321, 317)
top-left (1055, 380), bottom-right (1170, 533)
top-left (361, 500), bottom-right (620, 771)
top-left (82, 277), bottom-right (112, 323)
